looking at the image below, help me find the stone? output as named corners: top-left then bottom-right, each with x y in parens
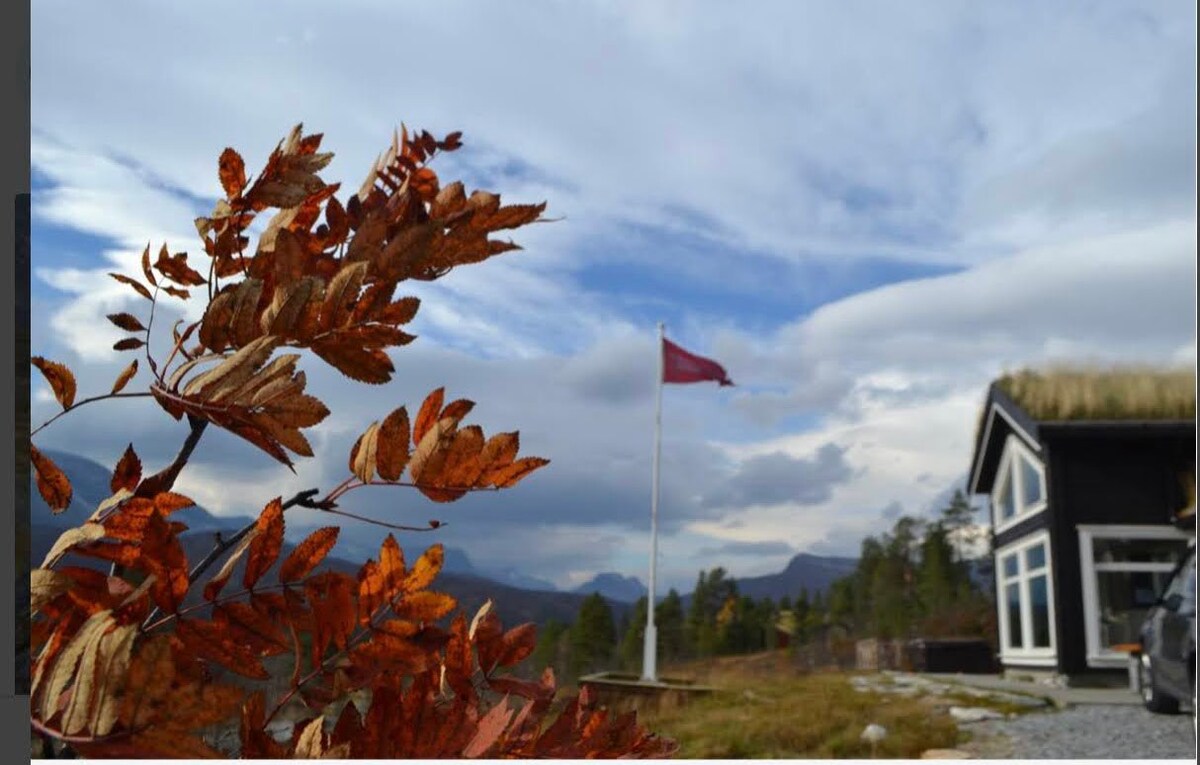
top-left (921, 748), bottom-right (975, 759)
top-left (949, 706), bottom-right (1005, 723)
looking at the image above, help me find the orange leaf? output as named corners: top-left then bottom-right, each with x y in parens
top-left (279, 526), bottom-right (339, 583)
top-left (376, 405), bottom-right (411, 482)
top-left (31, 445), bottom-right (72, 512)
top-left (106, 312), bottom-right (146, 332)
top-left (379, 533), bottom-right (406, 599)
top-left (219, 147), bottom-right (247, 198)
top-left (352, 421), bottom-right (380, 483)
top-left (463, 697), bottom-right (514, 758)
top-left (110, 358), bottom-right (138, 394)
top-left (243, 497), bottom-right (284, 589)
top-left (31, 357), bottom-right (77, 409)
top-left (439, 398), bottom-right (475, 426)
top-left (154, 244), bottom-right (208, 287)
top-left (203, 529), bottom-right (256, 601)
top-left (413, 387), bottom-right (445, 444)
top-left (403, 544), bottom-right (443, 594)
top-left (110, 443), bottom-right (142, 494)
top-left (357, 559), bottom-right (386, 626)
top-left (489, 457), bottom-right (550, 489)
top-left (153, 491), bottom-right (195, 514)
top-left (305, 571), bottom-right (356, 660)
top-left (393, 591), bottom-right (456, 622)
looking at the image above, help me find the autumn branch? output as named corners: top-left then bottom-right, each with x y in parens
top-left (30, 392), bottom-right (155, 437)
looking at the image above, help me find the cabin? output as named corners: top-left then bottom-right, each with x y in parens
top-left (967, 368), bottom-right (1195, 686)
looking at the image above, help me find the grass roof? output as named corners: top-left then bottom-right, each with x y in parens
top-left (995, 366), bottom-right (1195, 423)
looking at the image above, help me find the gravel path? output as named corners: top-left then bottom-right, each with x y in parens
top-left (962, 704), bottom-right (1196, 760)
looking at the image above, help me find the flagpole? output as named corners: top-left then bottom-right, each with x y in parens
top-left (642, 321), bottom-right (664, 682)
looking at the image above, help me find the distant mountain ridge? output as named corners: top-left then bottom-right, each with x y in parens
top-left (573, 572), bottom-right (647, 603)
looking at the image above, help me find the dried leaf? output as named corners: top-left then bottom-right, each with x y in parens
top-left (279, 526), bottom-right (339, 583)
top-left (106, 312), bottom-right (146, 332)
top-left (140, 512), bottom-right (189, 613)
top-left (352, 421), bottom-right (380, 483)
top-left (244, 497), bottom-right (284, 589)
top-left (413, 387), bottom-right (445, 444)
top-left (294, 716), bottom-right (327, 758)
top-left (31, 357), bottom-right (77, 409)
top-left (41, 609), bottom-right (113, 722)
top-left (204, 530), bottom-right (258, 601)
top-left (219, 147), bottom-right (247, 198)
top-left (403, 544), bottom-right (444, 594)
top-left (393, 591), bottom-right (456, 622)
top-left (31, 445), bottom-right (73, 513)
top-left (110, 358), bottom-right (139, 394)
top-left (110, 443), bottom-right (142, 494)
top-left (488, 456), bottom-right (551, 489)
top-left (109, 272), bottom-right (154, 301)
top-left (463, 697), bottom-right (514, 758)
top-left (376, 406), bottom-right (410, 482)
top-left (41, 522), bottom-right (105, 568)
top-left (113, 337), bottom-right (146, 352)
top-left (30, 568), bottom-right (72, 614)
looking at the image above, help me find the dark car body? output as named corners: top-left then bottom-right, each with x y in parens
top-left (1137, 540), bottom-right (1196, 714)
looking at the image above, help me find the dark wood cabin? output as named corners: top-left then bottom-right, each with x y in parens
top-left (967, 368), bottom-right (1195, 685)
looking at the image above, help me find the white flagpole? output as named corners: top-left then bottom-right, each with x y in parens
top-left (642, 321), bottom-right (664, 682)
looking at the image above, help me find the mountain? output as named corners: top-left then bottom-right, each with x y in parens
top-left (485, 568), bottom-right (559, 593)
top-left (727, 553), bottom-right (858, 601)
top-left (574, 572), bottom-right (646, 603)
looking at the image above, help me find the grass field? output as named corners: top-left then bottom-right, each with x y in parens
top-left (636, 653), bottom-right (970, 759)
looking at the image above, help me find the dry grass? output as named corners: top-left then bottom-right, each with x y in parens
top-left (637, 664), bottom-right (961, 759)
top-left (996, 366), bottom-right (1195, 423)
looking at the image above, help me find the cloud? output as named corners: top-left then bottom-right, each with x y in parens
top-left (27, 0), bottom-right (1197, 592)
top-left (703, 444), bottom-right (856, 509)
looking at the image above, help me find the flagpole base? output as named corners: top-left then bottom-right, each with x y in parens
top-left (641, 624), bottom-right (658, 682)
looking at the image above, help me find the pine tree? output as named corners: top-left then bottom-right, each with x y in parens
top-left (569, 593), bottom-right (617, 675)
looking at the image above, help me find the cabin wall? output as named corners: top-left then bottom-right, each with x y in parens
top-left (1043, 432), bottom-right (1194, 677)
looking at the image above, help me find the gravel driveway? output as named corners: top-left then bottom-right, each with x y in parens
top-left (962, 704), bottom-right (1196, 760)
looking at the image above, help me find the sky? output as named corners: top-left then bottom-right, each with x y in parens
top-left (29, 0), bottom-right (1197, 593)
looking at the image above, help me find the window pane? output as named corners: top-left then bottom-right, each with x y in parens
top-left (1093, 538), bottom-right (1189, 566)
top-left (1019, 455), bottom-right (1043, 509)
top-left (1003, 554), bottom-right (1019, 580)
top-left (996, 470), bottom-right (1016, 521)
top-left (1029, 575), bottom-right (1051, 648)
top-left (1162, 550), bottom-right (1197, 605)
top-left (1096, 570), bottom-right (1175, 649)
top-left (1025, 544), bottom-right (1046, 572)
top-left (1006, 583), bottom-right (1023, 649)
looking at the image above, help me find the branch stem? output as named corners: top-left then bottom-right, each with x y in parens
top-left (31, 392), bottom-right (155, 437)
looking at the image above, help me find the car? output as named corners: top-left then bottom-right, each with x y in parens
top-left (1136, 539), bottom-right (1196, 716)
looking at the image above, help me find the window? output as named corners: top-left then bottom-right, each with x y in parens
top-left (1078, 526), bottom-right (1192, 667)
top-left (996, 532), bottom-right (1056, 663)
top-left (991, 436), bottom-right (1046, 533)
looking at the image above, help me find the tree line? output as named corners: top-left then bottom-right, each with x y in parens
top-left (530, 489), bottom-right (996, 679)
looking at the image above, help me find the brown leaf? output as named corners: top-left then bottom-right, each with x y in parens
top-left (110, 358), bottom-right (138, 394)
top-left (109, 272), bottom-right (154, 301)
top-left (31, 445), bottom-right (72, 512)
top-left (110, 443), bottom-right (142, 494)
top-left (376, 406), bottom-right (410, 481)
top-left (154, 245), bottom-right (208, 286)
top-left (176, 618), bottom-right (269, 680)
top-left (244, 497), bottom-right (284, 589)
top-left (496, 622), bottom-right (538, 667)
top-left (439, 398), bottom-right (475, 426)
top-left (140, 511), bottom-right (189, 613)
top-left (106, 312), bottom-right (146, 332)
top-left (113, 337), bottom-right (146, 352)
top-left (463, 697), bottom-right (514, 758)
top-left (32, 357), bottom-right (77, 409)
top-left (153, 491), bottom-right (195, 514)
top-left (119, 634), bottom-right (174, 729)
top-left (305, 571), bottom-right (356, 661)
top-left (279, 526), bottom-right (339, 583)
top-left (30, 568), bottom-right (72, 614)
top-left (219, 147), bottom-right (247, 198)
top-left (413, 387), bottom-right (445, 444)
top-left (41, 522), bottom-right (105, 568)
top-left (139, 243), bottom-right (158, 286)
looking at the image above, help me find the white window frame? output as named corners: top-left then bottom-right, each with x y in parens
top-left (991, 435), bottom-right (1048, 536)
top-left (995, 530), bottom-right (1057, 666)
top-left (1077, 524), bottom-right (1193, 668)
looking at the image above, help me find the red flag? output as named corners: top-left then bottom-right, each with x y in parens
top-left (662, 338), bottom-right (733, 386)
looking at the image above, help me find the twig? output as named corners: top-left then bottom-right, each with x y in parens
top-left (315, 506), bottom-right (445, 533)
top-left (31, 392), bottom-right (155, 437)
top-left (30, 716), bottom-right (135, 746)
top-left (136, 415), bottom-right (208, 496)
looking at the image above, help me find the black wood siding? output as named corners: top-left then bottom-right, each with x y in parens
top-left (1043, 431), bottom-right (1194, 676)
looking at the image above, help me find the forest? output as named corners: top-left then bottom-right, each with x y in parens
top-left (534, 489), bottom-right (996, 678)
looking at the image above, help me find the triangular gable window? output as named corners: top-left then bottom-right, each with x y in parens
top-left (992, 436), bottom-right (1047, 531)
